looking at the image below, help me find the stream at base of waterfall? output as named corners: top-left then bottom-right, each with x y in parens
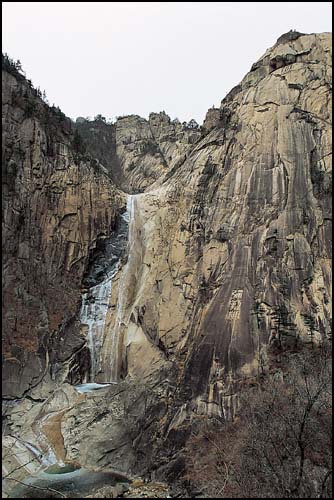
top-left (3, 194), bottom-right (143, 497)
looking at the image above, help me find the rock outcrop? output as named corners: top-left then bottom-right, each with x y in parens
top-left (114, 112), bottom-right (201, 193)
top-left (2, 31), bottom-right (332, 494)
top-left (74, 112), bottom-right (201, 194)
top-left (96, 31), bottom-right (332, 423)
top-left (2, 68), bottom-right (125, 398)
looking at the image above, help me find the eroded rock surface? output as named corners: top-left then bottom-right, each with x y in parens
top-left (2, 70), bottom-right (125, 398)
top-left (114, 112), bottom-right (201, 193)
top-left (100, 31), bottom-right (332, 425)
top-left (2, 31), bottom-right (332, 494)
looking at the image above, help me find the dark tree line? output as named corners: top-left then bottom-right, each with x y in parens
top-left (3, 53), bottom-right (50, 105)
top-left (2, 53), bottom-right (24, 77)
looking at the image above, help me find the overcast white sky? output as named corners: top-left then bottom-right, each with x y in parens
top-left (2, 2), bottom-right (332, 123)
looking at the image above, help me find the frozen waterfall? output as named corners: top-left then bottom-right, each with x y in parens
top-left (79, 195), bottom-right (136, 383)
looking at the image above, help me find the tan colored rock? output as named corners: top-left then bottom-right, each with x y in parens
top-left (2, 32), bottom-right (332, 490)
top-left (96, 32), bottom-right (332, 423)
top-left (113, 112), bottom-right (201, 193)
top-left (202, 107), bottom-right (222, 132)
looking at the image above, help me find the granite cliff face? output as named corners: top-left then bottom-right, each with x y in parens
top-left (75, 111), bottom-right (201, 194)
top-left (2, 31), bottom-right (332, 494)
top-left (2, 69), bottom-right (125, 398)
top-left (91, 30), bottom-right (332, 419)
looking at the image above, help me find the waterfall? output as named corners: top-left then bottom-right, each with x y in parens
top-left (80, 195), bottom-right (137, 383)
top-left (80, 269), bottom-right (117, 381)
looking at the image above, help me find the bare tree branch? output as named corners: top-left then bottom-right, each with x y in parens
top-left (4, 477), bottom-right (67, 498)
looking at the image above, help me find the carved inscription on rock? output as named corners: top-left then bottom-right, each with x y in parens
top-left (226, 289), bottom-right (244, 320)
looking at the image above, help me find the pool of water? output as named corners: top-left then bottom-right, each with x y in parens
top-left (8, 467), bottom-right (129, 498)
top-left (74, 383), bottom-right (116, 393)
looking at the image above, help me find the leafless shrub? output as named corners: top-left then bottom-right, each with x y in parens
top-left (184, 346), bottom-right (332, 498)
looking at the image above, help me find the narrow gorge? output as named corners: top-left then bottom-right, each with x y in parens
top-left (2, 30), bottom-right (332, 498)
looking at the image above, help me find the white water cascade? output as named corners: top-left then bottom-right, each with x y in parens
top-left (80, 269), bottom-right (118, 381)
top-left (79, 195), bottom-right (137, 383)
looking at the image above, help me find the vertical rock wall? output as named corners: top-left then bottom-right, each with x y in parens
top-left (2, 70), bottom-right (125, 398)
top-left (100, 32), bottom-right (332, 424)
top-left (2, 31), bottom-right (332, 482)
